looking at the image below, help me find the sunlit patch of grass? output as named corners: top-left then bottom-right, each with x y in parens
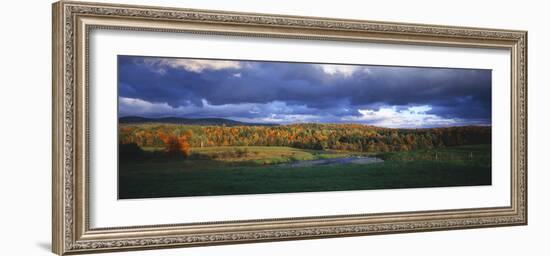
top-left (190, 146), bottom-right (317, 163)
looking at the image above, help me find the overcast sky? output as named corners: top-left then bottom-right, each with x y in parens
top-left (118, 55), bottom-right (492, 128)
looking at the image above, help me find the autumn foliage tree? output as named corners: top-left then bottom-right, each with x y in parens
top-left (119, 123), bottom-right (491, 154)
top-left (157, 130), bottom-right (192, 158)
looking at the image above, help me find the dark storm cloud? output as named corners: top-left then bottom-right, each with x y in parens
top-left (118, 55), bottom-right (492, 126)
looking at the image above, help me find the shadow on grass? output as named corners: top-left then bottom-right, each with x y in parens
top-left (118, 143), bottom-right (491, 199)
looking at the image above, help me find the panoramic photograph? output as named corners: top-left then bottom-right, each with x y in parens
top-left (117, 55), bottom-right (492, 199)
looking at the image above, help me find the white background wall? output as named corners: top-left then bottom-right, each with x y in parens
top-left (0, 0), bottom-right (548, 255)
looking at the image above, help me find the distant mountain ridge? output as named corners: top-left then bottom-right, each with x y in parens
top-left (119, 116), bottom-right (275, 126)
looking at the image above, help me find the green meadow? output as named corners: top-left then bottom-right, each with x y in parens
top-left (119, 144), bottom-right (491, 199)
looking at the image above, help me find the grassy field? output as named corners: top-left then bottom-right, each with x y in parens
top-left (118, 144), bottom-right (491, 199)
top-left (140, 146), bottom-right (366, 164)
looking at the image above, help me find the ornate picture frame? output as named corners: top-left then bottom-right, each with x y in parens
top-left (52, 1), bottom-right (527, 255)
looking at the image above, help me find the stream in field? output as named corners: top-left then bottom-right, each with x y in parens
top-left (279, 156), bottom-right (384, 168)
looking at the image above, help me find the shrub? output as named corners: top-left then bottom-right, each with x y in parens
top-left (158, 131), bottom-right (192, 158)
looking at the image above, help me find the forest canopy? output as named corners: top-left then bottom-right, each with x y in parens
top-left (119, 123), bottom-right (491, 153)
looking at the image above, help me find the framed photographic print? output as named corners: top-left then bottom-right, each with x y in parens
top-left (52, 1), bottom-right (527, 255)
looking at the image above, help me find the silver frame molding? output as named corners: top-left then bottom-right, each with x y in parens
top-left (52, 1), bottom-right (527, 255)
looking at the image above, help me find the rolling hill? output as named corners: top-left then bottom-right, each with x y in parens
top-left (119, 116), bottom-right (275, 126)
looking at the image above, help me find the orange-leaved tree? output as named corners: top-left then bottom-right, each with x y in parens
top-left (157, 130), bottom-right (192, 158)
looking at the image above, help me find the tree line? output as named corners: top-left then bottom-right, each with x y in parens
top-left (119, 123), bottom-right (491, 155)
